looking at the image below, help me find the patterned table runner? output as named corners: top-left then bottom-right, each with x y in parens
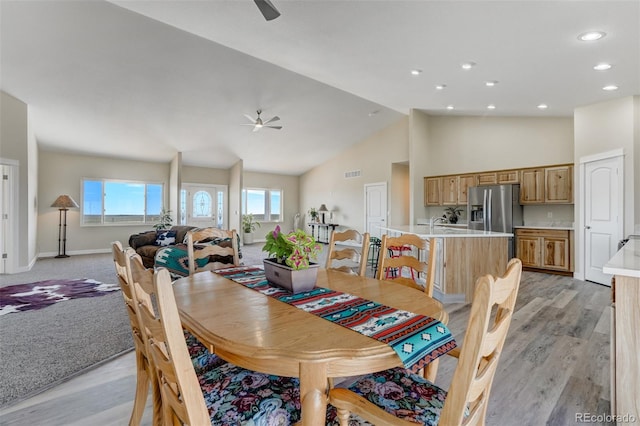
top-left (215, 266), bottom-right (456, 373)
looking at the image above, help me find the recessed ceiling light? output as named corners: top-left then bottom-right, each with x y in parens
top-left (461, 62), bottom-right (476, 70)
top-left (487, 104), bottom-right (496, 110)
top-left (578, 31), bottom-right (606, 41)
top-left (485, 81), bottom-right (498, 87)
top-left (435, 84), bottom-right (447, 90)
top-left (593, 63), bottom-right (612, 71)
top-left (411, 69), bottom-right (422, 75)
top-left (537, 104), bottom-right (548, 110)
top-left (446, 105), bottom-right (454, 110)
top-left (603, 85), bottom-right (619, 91)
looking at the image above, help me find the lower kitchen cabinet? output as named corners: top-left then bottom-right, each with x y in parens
top-left (515, 228), bottom-right (573, 273)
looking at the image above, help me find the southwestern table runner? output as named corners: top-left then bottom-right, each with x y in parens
top-left (215, 266), bottom-right (456, 373)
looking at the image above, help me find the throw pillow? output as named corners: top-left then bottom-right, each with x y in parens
top-left (155, 230), bottom-right (177, 246)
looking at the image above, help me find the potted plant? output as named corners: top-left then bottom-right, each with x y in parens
top-left (262, 225), bottom-right (321, 293)
top-left (308, 207), bottom-right (319, 223)
top-left (443, 206), bottom-right (464, 224)
top-left (153, 208), bottom-right (173, 230)
top-left (242, 213), bottom-right (260, 244)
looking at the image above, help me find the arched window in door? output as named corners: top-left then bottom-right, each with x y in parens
top-left (192, 191), bottom-right (212, 218)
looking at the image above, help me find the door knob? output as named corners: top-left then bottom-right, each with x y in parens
top-left (585, 225), bottom-right (591, 229)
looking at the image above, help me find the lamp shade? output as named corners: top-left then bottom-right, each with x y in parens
top-left (318, 204), bottom-right (329, 212)
top-left (51, 195), bottom-right (79, 209)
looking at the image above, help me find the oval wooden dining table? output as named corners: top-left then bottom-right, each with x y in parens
top-left (173, 268), bottom-right (448, 426)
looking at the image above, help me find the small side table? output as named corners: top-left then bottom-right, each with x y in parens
top-left (307, 223), bottom-right (339, 244)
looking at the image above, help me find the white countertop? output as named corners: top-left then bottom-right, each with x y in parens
top-left (380, 225), bottom-right (512, 238)
top-left (514, 225), bottom-right (574, 231)
top-left (603, 238), bottom-right (640, 278)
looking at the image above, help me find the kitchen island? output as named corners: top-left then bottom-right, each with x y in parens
top-left (381, 225), bottom-right (512, 303)
top-left (603, 237), bottom-right (640, 422)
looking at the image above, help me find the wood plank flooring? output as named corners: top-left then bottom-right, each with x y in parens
top-left (0, 271), bottom-right (614, 425)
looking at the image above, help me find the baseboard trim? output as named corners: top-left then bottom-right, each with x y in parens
top-left (38, 248), bottom-right (112, 259)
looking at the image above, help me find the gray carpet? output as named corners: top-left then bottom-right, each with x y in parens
top-left (0, 253), bottom-right (132, 407)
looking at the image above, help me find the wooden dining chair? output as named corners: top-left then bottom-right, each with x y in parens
top-left (329, 258), bottom-right (523, 426)
top-left (325, 229), bottom-right (371, 276)
top-left (135, 265), bottom-right (302, 425)
top-left (112, 241), bottom-right (159, 426)
top-left (376, 234), bottom-right (437, 297)
top-left (186, 227), bottom-right (240, 275)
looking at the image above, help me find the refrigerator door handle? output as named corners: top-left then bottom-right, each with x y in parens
top-left (487, 189), bottom-right (492, 232)
top-left (483, 189), bottom-right (489, 230)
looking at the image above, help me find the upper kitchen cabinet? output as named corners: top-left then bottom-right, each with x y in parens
top-left (424, 177), bottom-right (441, 206)
top-left (441, 176), bottom-right (458, 205)
top-left (520, 164), bottom-right (573, 205)
top-left (545, 165), bottom-right (573, 203)
top-left (477, 172), bottom-right (497, 186)
top-left (520, 168), bottom-right (545, 204)
top-left (458, 174), bottom-right (477, 205)
top-left (497, 169), bottom-right (520, 184)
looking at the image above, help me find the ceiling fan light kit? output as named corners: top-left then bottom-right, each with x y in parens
top-left (242, 109), bottom-right (282, 132)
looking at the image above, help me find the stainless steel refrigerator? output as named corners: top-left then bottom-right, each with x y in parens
top-left (467, 184), bottom-right (523, 259)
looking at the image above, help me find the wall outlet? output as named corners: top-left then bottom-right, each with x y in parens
top-left (547, 212), bottom-right (553, 218)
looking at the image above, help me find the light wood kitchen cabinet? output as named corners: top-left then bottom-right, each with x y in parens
top-left (424, 177), bottom-right (441, 206)
top-left (458, 174), bottom-right (477, 205)
top-left (477, 172), bottom-right (497, 186)
top-left (441, 176), bottom-right (458, 205)
top-left (515, 228), bottom-right (571, 272)
top-left (520, 168), bottom-right (545, 204)
top-left (497, 169), bottom-right (519, 184)
top-left (545, 165), bottom-right (573, 203)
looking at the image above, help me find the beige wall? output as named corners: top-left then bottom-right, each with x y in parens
top-left (182, 164), bottom-right (231, 185)
top-left (243, 171), bottom-right (300, 240)
top-left (1, 91), bottom-right (38, 272)
top-left (300, 116), bottom-right (409, 233)
top-left (228, 160), bottom-right (242, 235)
top-left (411, 111), bottom-right (575, 222)
top-left (37, 150), bottom-right (171, 256)
top-left (573, 96), bottom-right (639, 278)
top-left (390, 162), bottom-right (410, 226)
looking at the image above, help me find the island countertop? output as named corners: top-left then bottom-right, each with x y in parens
top-left (603, 238), bottom-right (640, 278)
top-left (380, 225), bottom-right (512, 238)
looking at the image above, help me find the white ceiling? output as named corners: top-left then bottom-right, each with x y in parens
top-left (2, 1), bottom-right (639, 175)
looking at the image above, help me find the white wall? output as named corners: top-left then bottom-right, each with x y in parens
top-left (1, 91), bottom-right (38, 271)
top-left (37, 150), bottom-right (171, 255)
top-left (300, 117), bottom-right (409, 233)
top-left (411, 111), bottom-right (574, 221)
top-left (573, 96), bottom-right (639, 277)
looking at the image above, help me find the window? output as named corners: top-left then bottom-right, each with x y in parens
top-left (242, 188), bottom-right (282, 222)
top-left (81, 178), bottom-right (164, 225)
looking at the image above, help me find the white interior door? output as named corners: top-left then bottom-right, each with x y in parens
top-left (182, 184), bottom-right (227, 229)
top-left (0, 163), bottom-right (17, 274)
top-left (584, 156), bottom-right (623, 285)
top-left (365, 182), bottom-right (387, 239)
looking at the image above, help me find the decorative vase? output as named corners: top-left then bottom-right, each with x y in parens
top-left (263, 258), bottom-right (319, 294)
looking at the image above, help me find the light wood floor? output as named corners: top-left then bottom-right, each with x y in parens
top-left (0, 271), bottom-right (614, 425)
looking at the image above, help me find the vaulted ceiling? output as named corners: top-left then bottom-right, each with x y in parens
top-left (2, 1), bottom-right (638, 175)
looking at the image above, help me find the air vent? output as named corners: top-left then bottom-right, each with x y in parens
top-left (344, 170), bottom-right (361, 179)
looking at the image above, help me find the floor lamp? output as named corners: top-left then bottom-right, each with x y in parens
top-left (51, 195), bottom-right (79, 258)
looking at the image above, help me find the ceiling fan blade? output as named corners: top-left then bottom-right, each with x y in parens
top-left (263, 115), bottom-right (280, 125)
top-left (244, 114), bottom-right (256, 122)
top-left (253, 0), bottom-right (281, 21)
top-left (252, 126), bottom-right (262, 132)
top-left (266, 125), bottom-right (282, 130)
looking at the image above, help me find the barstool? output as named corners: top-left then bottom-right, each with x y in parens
top-left (368, 237), bottom-right (381, 277)
top-left (385, 245), bottom-right (415, 280)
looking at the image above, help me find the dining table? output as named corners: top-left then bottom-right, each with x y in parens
top-left (173, 267), bottom-right (451, 426)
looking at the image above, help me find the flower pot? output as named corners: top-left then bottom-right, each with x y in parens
top-left (243, 232), bottom-right (254, 245)
top-left (263, 258), bottom-right (319, 294)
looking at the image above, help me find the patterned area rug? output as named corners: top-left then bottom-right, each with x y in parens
top-left (0, 279), bottom-right (120, 316)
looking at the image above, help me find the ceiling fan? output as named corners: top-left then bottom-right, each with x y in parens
top-left (242, 109), bottom-right (282, 132)
top-left (253, 0), bottom-right (281, 21)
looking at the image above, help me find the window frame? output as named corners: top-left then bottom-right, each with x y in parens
top-left (80, 177), bottom-right (165, 227)
top-left (242, 187), bottom-right (283, 223)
